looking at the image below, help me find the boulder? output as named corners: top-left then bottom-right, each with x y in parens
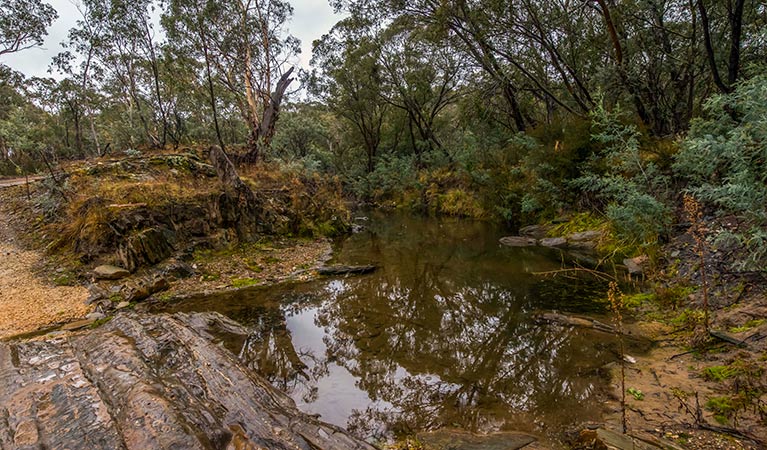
top-left (93, 265), bottom-right (130, 280)
top-left (567, 230), bottom-right (604, 242)
top-left (623, 255), bottom-right (649, 275)
top-left (499, 236), bottom-right (538, 247)
top-left (566, 230), bottom-right (604, 250)
top-left (125, 276), bottom-right (170, 302)
top-left (0, 312), bottom-right (374, 450)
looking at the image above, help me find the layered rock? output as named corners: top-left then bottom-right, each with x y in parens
top-left (0, 312), bottom-right (374, 450)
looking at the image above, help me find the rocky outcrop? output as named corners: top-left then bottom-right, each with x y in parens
top-left (0, 312), bottom-right (374, 450)
top-left (117, 227), bottom-right (176, 272)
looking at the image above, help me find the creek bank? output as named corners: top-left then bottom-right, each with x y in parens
top-left (595, 224), bottom-right (767, 449)
top-left (0, 149), bottom-right (351, 333)
top-left (0, 311), bottom-right (374, 450)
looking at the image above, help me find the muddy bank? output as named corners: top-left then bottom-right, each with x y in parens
top-left (594, 224), bottom-right (767, 449)
top-left (0, 311), bottom-right (374, 450)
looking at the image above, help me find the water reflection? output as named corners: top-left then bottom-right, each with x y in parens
top-left (159, 212), bottom-right (635, 440)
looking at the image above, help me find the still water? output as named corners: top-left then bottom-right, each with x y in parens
top-left (158, 212), bottom-right (637, 441)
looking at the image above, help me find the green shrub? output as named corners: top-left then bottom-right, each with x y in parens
top-left (706, 396), bottom-right (736, 425)
top-left (702, 365), bottom-right (741, 382)
top-left (573, 105), bottom-right (671, 247)
top-left (674, 72), bottom-right (767, 270)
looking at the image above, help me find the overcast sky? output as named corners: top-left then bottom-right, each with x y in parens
top-left (0, 0), bottom-right (343, 79)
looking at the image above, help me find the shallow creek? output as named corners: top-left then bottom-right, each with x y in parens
top-left (155, 211), bottom-right (646, 443)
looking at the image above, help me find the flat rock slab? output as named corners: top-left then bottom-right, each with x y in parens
top-left (499, 236), bottom-right (538, 247)
top-left (576, 428), bottom-right (670, 450)
top-left (418, 429), bottom-right (537, 450)
top-left (59, 318), bottom-right (96, 331)
top-left (93, 264), bottom-right (130, 280)
top-left (0, 312), bottom-right (374, 450)
top-left (540, 237), bottom-right (567, 248)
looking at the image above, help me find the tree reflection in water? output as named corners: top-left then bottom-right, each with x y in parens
top-left (160, 212), bottom-right (628, 440)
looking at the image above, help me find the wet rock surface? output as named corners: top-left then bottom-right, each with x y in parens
top-left (0, 312), bottom-right (374, 450)
top-left (417, 429), bottom-right (538, 449)
top-left (499, 236), bottom-right (539, 247)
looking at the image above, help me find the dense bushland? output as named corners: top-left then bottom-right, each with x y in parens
top-left (1, 0), bottom-right (766, 268)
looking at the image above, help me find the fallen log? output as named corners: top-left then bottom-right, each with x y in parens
top-left (709, 330), bottom-right (748, 347)
top-left (318, 265), bottom-right (377, 276)
top-left (533, 312), bottom-right (617, 334)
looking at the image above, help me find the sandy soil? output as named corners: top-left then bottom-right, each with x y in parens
top-left (601, 311), bottom-right (767, 449)
top-left (0, 193), bottom-right (91, 339)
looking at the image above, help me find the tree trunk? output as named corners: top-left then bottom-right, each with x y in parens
top-left (240, 67), bottom-right (295, 164)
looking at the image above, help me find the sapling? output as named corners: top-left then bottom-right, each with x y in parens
top-left (608, 281), bottom-right (628, 433)
top-left (683, 194), bottom-right (710, 334)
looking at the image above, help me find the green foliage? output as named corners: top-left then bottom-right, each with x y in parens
top-left (0, 0), bottom-right (58, 56)
top-left (654, 284), bottom-right (696, 309)
top-left (231, 278), bottom-right (260, 288)
top-left (671, 309), bottom-right (706, 330)
top-left (520, 118), bottom-right (594, 216)
top-left (627, 387), bottom-right (645, 401)
top-left (730, 319), bottom-right (766, 334)
top-left (622, 292), bottom-right (656, 309)
top-left (548, 213), bottom-right (607, 237)
top-left (573, 105), bottom-right (671, 246)
top-left (702, 365), bottom-right (741, 382)
top-left (706, 396), bottom-right (736, 425)
top-left (674, 73), bottom-right (767, 270)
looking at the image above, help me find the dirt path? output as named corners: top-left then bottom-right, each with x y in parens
top-left (0, 176), bottom-right (44, 188)
top-left (0, 186), bottom-right (91, 340)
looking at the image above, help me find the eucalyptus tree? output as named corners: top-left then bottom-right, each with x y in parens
top-left (0, 0), bottom-right (57, 56)
top-left (164, 0), bottom-right (299, 162)
top-left (307, 15), bottom-right (389, 174)
top-left (52, 0), bottom-right (110, 156)
top-left (376, 17), bottom-right (465, 165)
top-left (331, 0), bottom-right (764, 136)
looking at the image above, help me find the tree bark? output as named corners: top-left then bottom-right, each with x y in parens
top-left (241, 67), bottom-right (295, 164)
top-left (697, 0), bottom-right (732, 93)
